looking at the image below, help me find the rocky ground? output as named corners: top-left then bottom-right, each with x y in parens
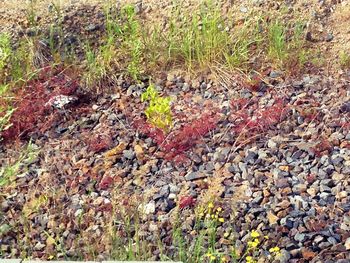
top-left (0, 1), bottom-right (350, 263)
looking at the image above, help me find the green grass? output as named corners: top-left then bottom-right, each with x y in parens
top-left (0, 140), bottom-right (39, 186)
top-left (339, 50), bottom-right (350, 68)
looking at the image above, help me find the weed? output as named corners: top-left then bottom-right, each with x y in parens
top-left (0, 33), bottom-right (12, 74)
top-left (230, 97), bottom-right (288, 140)
top-left (267, 21), bottom-right (287, 65)
top-left (0, 140), bottom-right (39, 186)
top-left (167, 1), bottom-right (233, 71)
top-left (339, 50), bottom-right (350, 68)
top-left (134, 110), bottom-right (219, 162)
top-left (141, 84), bottom-right (172, 132)
top-left (1, 66), bottom-right (79, 142)
top-left (120, 4), bottom-right (143, 80)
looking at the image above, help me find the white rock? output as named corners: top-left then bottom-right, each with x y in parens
top-left (345, 237), bottom-right (350, 250)
top-left (143, 201), bottom-right (156, 215)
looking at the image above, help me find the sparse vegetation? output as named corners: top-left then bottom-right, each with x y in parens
top-left (0, 140), bottom-right (38, 186)
top-left (0, 0), bottom-right (349, 262)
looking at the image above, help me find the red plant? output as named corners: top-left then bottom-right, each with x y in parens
top-left (162, 111), bottom-right (219, 160)
top-left (88, 134), bottom-right (112, 153)
top-left (179, 196), bottom-right (196, 209)
top-left (133, 110), bottom-right (219, 162)
top-left (1, 66), bottom-right (79, 142)
top-left (230, 97), bottom-right (288, 137)
top-left (311, 138), bottom-right (333, 157)
top-left (98, 176), bottom-right (114, 190)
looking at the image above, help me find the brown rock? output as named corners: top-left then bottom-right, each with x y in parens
top-left (301, 248), bottom-right (316, 260)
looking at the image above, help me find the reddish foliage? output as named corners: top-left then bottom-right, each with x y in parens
top-left (133, 118), bottom-right (166, 145)
top-left (230, 97), bottom-right (288, 137)
top-left (98, 176), bottom-right (114, 190)
top-left (162, 111), bottom-right (219, 160)
top-left (1, 66), bottom-right (79, 142)
top-left (311, 138), bottom-right (333, 157)
top-left (133, 111), bottom-right (219, 162)
top-left (88, 134), bottom-right (112, 153)
top-left (179, 196), bottom-right (196, 209)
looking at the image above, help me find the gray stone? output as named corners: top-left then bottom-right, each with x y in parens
top-left (294, 233), bottom-right (306, 242)
top-left (185, 172), bottom-right (207, 181)
top-left (159, 185), bottom-right (169, 198)
top-left (238, 162), bottom-right (248, 179)
top-left (123, 149), bottom-right (135, 160)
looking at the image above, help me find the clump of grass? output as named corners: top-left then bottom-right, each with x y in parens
top-left (166, 1), bottom-right (234, 71)
top-left (266, 19), bottom-right (310, 70)
top-left (339, 50), bottom-right (350, 69)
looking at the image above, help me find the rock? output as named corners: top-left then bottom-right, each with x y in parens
top-left (143, 201), bottom-right (156, 215)
top-left (86, 23), bottom-right (99, 31)
top-left (340, 102), bottom-right (350, 113)
top-left (185, 171), bottom-right (207, 181)
top-left (134, 144), bottom-right (144, 160)
top-left (270, 70), bottom-right (282, 78)
top-left (345, 237), bottom-right (350, 250)
top-left (240, 6), bottom-right (248, 13)
top-left (302, 248), bottom-right (316, 260)
top-left (325, 33), bottom-right (333, 42)
top-left (276, 178), bottom-right (289, 188)
top-left (268, 139), bottom-right (277, 149)
top-left (34, 242), bottom-right (46, 250)
top-left (238, 162), bottom-right (248, 179)
top-left (168, 193), bottom-right (176, 200)
top-left (275, 249), bottom-right (291, 263)
top-left (294, 233), bottom-right (306, 242)
top-left (149, 223), bottom-right (158, 232)
top-left (267, 211), bottom-right (279, 225)
top-left (159, 185), bottom-right (169, 198)
top-left (123, 149), bottom-right (135, 160)
top-left (332, 172), bottom-right (345, 181)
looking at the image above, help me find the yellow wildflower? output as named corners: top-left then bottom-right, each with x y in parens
top-left (269, 246), bottom-right (280, 253)
top-left (224, 232), bottom-right (230, 238)
top-left (248, 240), bottom-right (259, 248)
top-left (208, 202), bottom-right (214, 208)
top-left (246, 256), bottom-right (256, 263)
top-left (251, 230), bottom-right (260, 238)
top-left (218, 217), bottom-right (225, 223)
top-left (217, 207), bottom-right (222, 212)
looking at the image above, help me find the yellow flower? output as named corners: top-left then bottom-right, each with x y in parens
top-left (246, 256), bottom-right (255, 263)
top-left (264, 235), bottom-right (269, 239)
top-left (269, 246), bottom-right (280, 253)
top-left (208, 202), bottom-right (214, 208)
top-left (224, 232), bottom-right (230, 238)
top-left (248, 241), bottom-right (258, 248)
top-left (218, 217), bottom-right (225, 223)
top-left (210, 255), bottom-right (216, 261)
top-left (217, 207), bottom-right (222, 212)
top-left (220, 256), bottom-right (228, 262)
top-left (251, 230), bottom-right (260, 238)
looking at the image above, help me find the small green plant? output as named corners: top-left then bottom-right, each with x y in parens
top-left (121, 4), bottom-right (143, 80)
top-left (0, 33), bottom-right (12, 73)
top-left (267, 21), bottom-right (287, 65)
top-left (0, 140), bottom-right (39, 186)
top-left (339, 50), bottom-right (350, 68)
top-left (141, 84), bottom-right (172, 131)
